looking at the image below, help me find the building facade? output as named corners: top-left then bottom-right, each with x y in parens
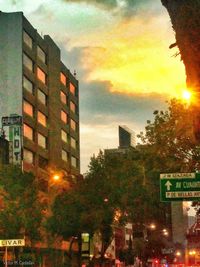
top-left (0, 11), bottom-right (80, 183)
top-left (119, 125), bottom-right (136, 149)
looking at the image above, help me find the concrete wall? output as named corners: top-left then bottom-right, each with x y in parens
top-left (0, 12), bottom-right (23, 122)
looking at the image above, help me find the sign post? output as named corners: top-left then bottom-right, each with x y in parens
top-left (160, 172), bottom-right (200, 201)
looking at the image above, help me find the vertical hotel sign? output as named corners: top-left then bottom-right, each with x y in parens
top-left (1, 115), bottom-right (23, 165)
top-left (9, 125), bottom-right (22, 164)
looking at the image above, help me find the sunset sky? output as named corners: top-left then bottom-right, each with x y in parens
top-left (1, 0), bottom-right (186, 173)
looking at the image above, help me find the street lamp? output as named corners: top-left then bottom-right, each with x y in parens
top-left (52, 174), bottom-right (60, 181)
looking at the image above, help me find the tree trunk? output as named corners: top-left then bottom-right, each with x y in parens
top-left (161, 0), bottom-right (200, 90)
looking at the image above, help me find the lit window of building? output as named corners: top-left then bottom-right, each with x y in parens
top-left (60, 91), bottom-right (67, 104)
top-left (70, 119), bottom-right (76, 131)
top-left (38, 133), bottom-right (47, 149)
top-left (37, 46), bottom-right (46, 64)
top-left (71, 156), bottom-right (77, 167)
top-left (38, 89), bottom-right (47, 105)
top-left (61, 129), bottom-right (68, 143)
top-left (60, 72), bottom-right (66, 86)
top-left (70, 101), bottom-right (76, 113)
top-left (37, 67), bottom-right (46, 84)
top-left (23, 100), bottom-right (34, 117)
top-left (23, 31), bottom-right (32, 49)
top-left (62, 149), bottom-right (68, 162)
top-left (71, 137), bottom-right (76, 149)
top-left (38, 111), bottom-right (47, 127)
top-left (69, 82), bottom-right (76, 95)
top-left (23, 123), bottom-right (34, 141)
top-left (23, 53), bottom-right (33, 72)
top-left (61, 110), bottom-right (68, 123)
top-left (23, 76), bottom-right (33, 94)
top-left (23, 148), bottom-right (34, 164)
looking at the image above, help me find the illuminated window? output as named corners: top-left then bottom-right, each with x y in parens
top-left (23, 31), bottom-right (32, 49)
top-left (38, 133), bottom-right (47, 149)
top-left (37, 46), bottom-right (46, 64)
top-left (70, 119), bottom-right (76, 131)
top-left (23, 148), bottom-right (34, 164)
top-left (70, 101), bottom-right (76, 113)
top-left (71, 156), bottom-right (77, 167)
top-left (61, 110), bottom-right (68, 123)
top-left (38, 89), bottom-right (47, 105)
top-left (23, 76), bottom-right (33, 94)
top-left (62, 149), bottom-right (68, 162)
top-left (71, 137), bottom-right (76, 149)
top-left (38, 111), bottom-right (47, 127)
top-left (37, 67), bottom-right (46, 84)
top-left (69, 83), bottom-right (76, 95)
top-left (23, 124), bottom-right (33, 140)
top-left (60, 72), bottom-right (66, 86)
top-left (61, 129), bottom-right (68, 143)
top-left (23, 100), bottom-right (34, 117)
top-left (60, 91), bottom-right (67, 104)
top-left (23, 53), bottom-right (33, 72)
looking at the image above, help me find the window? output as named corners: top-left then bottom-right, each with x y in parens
top-left (23, 53), bottom-right (33, 72)
top-left (61, 110), bottom-right (68, 123)
top-left (37, 46), bottom-right (46, 64)
top-left (71, 137), bottom-right (76, 149)
top-left (70, 119), bottom-right (76, 131)
top-left (23, 31), bottom-right (33, 49)
top-left (70, 101), bottom-right (76, 113)
top-left (60, 91), bottom-right (67, 104)
top-left (60, 72), bottom-right (66, 86)
top-left (71, 156), bottom-right (77, 167)
top-left (69, 82), bottom-right (76, 95)
top-left (38, 155), bottom-right (48, 169)
top-left (38, 89), bottom-right (47, 105)
top-left (37, 67), bottom-right (46, 84)
top-left (23, 100), bottom-right (34, 117)
top-left (23, 148), bottom-right (34, 164)
top-left (62, 149), bottom-right (68, 162)
top-left (38, 111), bottom-right (47, 127)
top-left (38, 133), bottom-right (47, 149)
top-left (61, 129), bottom-right (68, 143)
top-left (23, 124), bottom-right (34, 141)
top-left (23, 76), bottom-right (34, 94)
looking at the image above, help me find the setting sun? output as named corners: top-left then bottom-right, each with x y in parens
top-left (182, 90), bottom-right (192, 101)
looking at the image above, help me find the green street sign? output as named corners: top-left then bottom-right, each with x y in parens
top-left (160, 172), bottom-right (200, 202)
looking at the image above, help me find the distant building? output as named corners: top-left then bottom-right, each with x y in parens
top-left (119, 125), bottom-right (136, 148)
top-left (105, 125), bottom-right (136, 157)
top-left (0, 11), bottom-right (80, 181)
top-left (104, 126), bottom-right (135, 261)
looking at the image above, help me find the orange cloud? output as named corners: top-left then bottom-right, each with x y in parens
top-left (81, 14), bottom-right (186, 98)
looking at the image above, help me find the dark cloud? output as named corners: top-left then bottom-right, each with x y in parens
top-left (62, 0), bottom-right (160, 17)
top-left (80, 80), bottom-right (168, 128)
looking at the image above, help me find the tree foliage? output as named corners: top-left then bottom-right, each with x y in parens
top-left (0, 165), bottom-right (43, 242)
top-left (48, 98), bottom-right (200, 263)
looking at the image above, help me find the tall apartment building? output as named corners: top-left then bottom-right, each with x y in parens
top-left (0, 11), bottom-right (80, 182)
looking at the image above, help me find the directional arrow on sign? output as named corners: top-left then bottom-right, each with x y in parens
top-left (165, 181), bottom-right (172, 191)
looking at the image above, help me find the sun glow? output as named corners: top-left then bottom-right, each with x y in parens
top-left (182, 90), bottom-right (192, 101)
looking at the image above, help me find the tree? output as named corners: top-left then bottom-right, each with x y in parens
top-left (0, 165), bottom-right (43, 263)
top-left (161, 0), bottom-right (200, 90)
